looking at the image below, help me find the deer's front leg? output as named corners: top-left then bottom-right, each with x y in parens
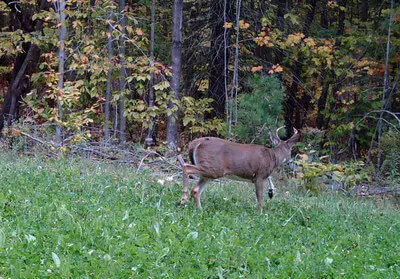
top-left (181, 165), bottom-right (190, 204)
top-left (267, 176), bottom-right (275, 199)
top-left (191, 178), bottom-right (210, 209)
top-left (255, 177), bottom-right (265, 211)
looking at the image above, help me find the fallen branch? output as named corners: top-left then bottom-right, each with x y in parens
top-left (136, 151), bottom-right (181, 173)
top-left (19, 131), bottom-right (61, 147)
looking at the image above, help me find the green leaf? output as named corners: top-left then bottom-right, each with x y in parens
top-left (153, 81), bottom-right (170, 91)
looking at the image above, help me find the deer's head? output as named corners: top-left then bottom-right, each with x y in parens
top-left (270, 126), bottom-right (300, 164)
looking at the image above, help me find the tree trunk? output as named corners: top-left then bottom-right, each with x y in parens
top-left (320, 0), bottom-right (329, 29)
top-left (296, 0), bottom-right (317, 129)
top-left (166, 0), bottom-right (183, 151)
top-left (228, 0), bottom-right (242, 136)
top-left (360, 0), bottom-right (368, 21)
top-left (55, 0), bottom-right (67, 144)
top-left (284, 0), bottom-right (317, 137)
top-left (284, 64), bottom-right (299, 138)
top-left (118, 0), bottom-right (127, 144)
top-left (223, 0), bottom-right (229, 121)
top-left (104, 11), bottom-right (114, 142)
top-left (303, 0), bottom-right (317, 35)
top-left (207, 0), bottom-right (233, 117)
top-left (316, 78), bottom-right (330, 129)
top-left (0, 0), bottom-right (48, 134)
top-left (276, 0), bottom-right (286, 32)
top-left (145, 0), bottom-right (157, 147)
top-left (337, 0), bottom-right (346, 36)
top-left (274, 0), bottom-right (286, 64)
top-left (376, 0), bottom-right (394, 168)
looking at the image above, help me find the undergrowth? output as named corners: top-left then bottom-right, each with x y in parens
top-left (0, 151), bottom-right (399, 278)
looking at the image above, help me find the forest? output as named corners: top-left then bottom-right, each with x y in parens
top-left (0, 0), bottom-right (399, 189)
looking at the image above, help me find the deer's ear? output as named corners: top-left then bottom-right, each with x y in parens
top-left (286, 132), bottom-right (300, 148)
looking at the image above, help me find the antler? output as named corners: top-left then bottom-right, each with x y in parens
top-left (275, 125), bottom-right (285, 139)
top-left (271, 126), bottom-right (297, 145)
top-left (275, 126), bottom-right (286, 140)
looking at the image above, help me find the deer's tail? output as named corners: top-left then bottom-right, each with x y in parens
top-left (189, 142), bottom-right (201, 165)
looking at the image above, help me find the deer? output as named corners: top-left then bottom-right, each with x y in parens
top-left (177, 126), bottom-right (300, 210)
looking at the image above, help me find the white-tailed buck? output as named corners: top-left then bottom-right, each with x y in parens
top-left (178, 126), bottom-right (300, 210)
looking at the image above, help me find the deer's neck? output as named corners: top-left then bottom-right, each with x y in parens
top-left (271, 145), bottom-right (288, 166)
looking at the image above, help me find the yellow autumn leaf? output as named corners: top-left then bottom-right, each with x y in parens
top-left (287, 33), bottom-right (305, 46)
top-left (304, 37), bottom-right (316, 48)
top-left (136, 28), bottom-right (144, 36)
top-left (254, 36), bottom-right (264, 46)
top-left (223, 22), bottom-right (233, 29)
top-left (239, 19), bottom-right (250, 29)
top-left (251, 65), bottom-right (263, 72)
top-left (268, 64), bottom-right (283, 74)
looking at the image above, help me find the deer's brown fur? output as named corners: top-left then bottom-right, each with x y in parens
top-left (180, 127), bottom-right (300, 210)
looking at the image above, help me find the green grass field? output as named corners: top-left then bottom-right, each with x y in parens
top-left (0, 152), bottom-right (399, 278)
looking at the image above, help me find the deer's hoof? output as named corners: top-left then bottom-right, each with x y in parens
top-left (175, 201), bottom-right (188, 207)
top-left (268, 189), bottom-right (274, 199)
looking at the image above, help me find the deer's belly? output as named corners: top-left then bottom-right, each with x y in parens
top-left (224, 175), bottom-right (253, 183)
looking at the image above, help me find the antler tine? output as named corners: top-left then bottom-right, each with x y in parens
top-left (292, 127), bottom-right (298, 135)
top-left (275, 126), bottom-right (286, 139)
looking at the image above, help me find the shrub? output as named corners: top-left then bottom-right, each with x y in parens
top-left (229, 74), bottom-right (284, 145)
top-left (381, 130), bottom-right (400, 183)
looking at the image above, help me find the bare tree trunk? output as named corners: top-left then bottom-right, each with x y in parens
top-left (296, 0), bottom-right (317, 129)
top-left (55, 0), bottom-right (67, 144)
top-left (113, 102), bottom-right (118, 138)
top-left (207, 0), bottom-right (233, 117)
top-left (223, 0), bottom-right (230, 136)
top-left (228, 0), bottom-right (242, 135)
top-left (0, 0), bottom-right (48, 134)
top-left (360, 0), bottom-right (368, 21)
top-left (376, 0), bottom-right (394, 168)
top-left (145, 0), bottom-right (157, 147)
top-left (104, 11), bottom-right (114, 142)
top-left (276, 0), bottom-right (286, 33)
top-left (303, 0), bottom-right (317, 35)
top-left (320, 0), bottom-right (329, 28)
top-left (274, 0), bottom-right (286, 64)
top-left (118, 0), bottom-right (127, 144)
top-left (337, 0), bottom-right (346, 36)
top-left (166, 0), bottom-right (183, 151)
top-left (6, 44), bottom-right (36, 126)
top-left (284, 0), bottom-right (317, 137)
top-left (316, 79), bottom-right (331, 129)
